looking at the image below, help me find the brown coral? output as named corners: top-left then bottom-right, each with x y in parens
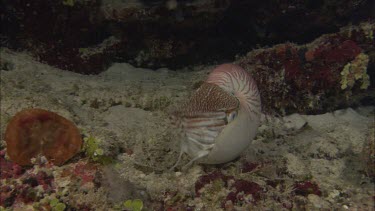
top-left (5, 108), bottom-right (82, 166)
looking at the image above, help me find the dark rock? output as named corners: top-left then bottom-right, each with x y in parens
top-left (1, 0), bottom-right (373, 73)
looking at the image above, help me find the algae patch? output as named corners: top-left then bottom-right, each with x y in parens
top-left (340, 53), bottom-right (370, 90)
top-left (83, 136), bottom-right (114, 165)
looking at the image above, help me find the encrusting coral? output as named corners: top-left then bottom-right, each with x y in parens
top-left (236, 22), bottom-right (374, 114)
top-left (5, 108), bottom-right (82, 166)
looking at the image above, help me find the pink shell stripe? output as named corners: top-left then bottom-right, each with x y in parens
top-left (206, 64), bottom-right (261, 117)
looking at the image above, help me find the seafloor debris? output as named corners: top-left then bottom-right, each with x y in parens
top-left (5, 108), bottom-right (83, 166)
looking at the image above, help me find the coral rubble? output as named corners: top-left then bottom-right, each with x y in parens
top-left (0, 148), bottom-right (106, 210)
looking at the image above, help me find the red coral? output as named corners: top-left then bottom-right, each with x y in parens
top-left (293, 181), bottom-right (322, 196)
top-left (312, 39), bottom-right (362, 63)
top-left (1, 148), bottom-right (55, 208)
top-left (195, 171), bottom-right (233, 196)
top-left (72, 162), bottom-right (98, 185)
top-left (284, 58), bottom-right (302, 81)
top-left (0, 150), bottom-right (25, 179)
top-left (0, 185), bottom-right (15, 207)
top-left (35, 171), bottom-right (54, 191)
top-left (5, 108), bottom-right (83, 166)
top-left (241, 162), bottom-right (260, 173)
top-left (195, 170), bottom-right (263, 207)
top-left (225, 179), bottom-right (262, 205)
top-left (236, 25), bottom-right (372, 115)
top-left (0, 170), bottom-right (55, 207)
top-left (304, 38), bottom-right (363, 90)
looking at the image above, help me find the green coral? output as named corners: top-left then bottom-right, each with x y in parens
top-left (123, 199), bottom-right (144, 211)
top-left (62, 0), bottom-right (74, 6)
top-left (360, 22), bottom-right (375, 41)
top-left (113, 199), bottom-right (143, 211)
top-left (49, 198), bottom-right (66, 211)
top-left (83, 136), bottom-right (113, 164)
top-left (0, 206), bottom-right (9, 211)
top-left (340, 53), bottom-right (370, 90)
top-left (50, 198), bottom-right (60, 207)
top-left (54, 203), bottom-right (67, 211)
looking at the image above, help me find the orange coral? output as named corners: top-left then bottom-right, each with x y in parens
top-left (5, 108), bottom-right (82, 166)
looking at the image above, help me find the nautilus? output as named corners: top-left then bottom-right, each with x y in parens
top-left (171, 63), bottom-right (261, 169)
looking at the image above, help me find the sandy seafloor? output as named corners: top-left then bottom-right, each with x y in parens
top-left (0, 48), bottom-right (374, 210)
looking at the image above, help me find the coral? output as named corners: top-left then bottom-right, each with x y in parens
top-left (123, 199), bottom-right (144, 211)
top-left (162, 190), bottom-right (194, 210)
top-left (240, 162), bottom-right (260, 173)
top-left (195, 171), bottom-right (232, 197)
top-left (58, 161), bottom-right (99, 192)
top-left (358, 22), bottom-right (375, 41)
top-left (225, 179), bottom-right (262, 206)
top-left (308, 39), bottom-right (362, 64)
top-left (5, 108), bottom-right (83, 166)
top-left (53, 160), bottom-right (107, 209)
top-left (195, 170), bottom-right (263, 208)
top-left (340, 53), bottom-right (370, 90)
top-left (62, 0), bottom-right (74, 7)
top-left (72, 162), bottom-right (98, 186)
top-left (51, 202), bottom-right (66, 211)
top-left (293, 181), bottom-right (322, 197)
top-left (0, 150), bottom-right (25, 179)
top-left (1, 145), bottom-right (105, 210)
top-left (236, 22), bottom-right (374, 114)
top-left (0, 167), bottom-right (55, 208)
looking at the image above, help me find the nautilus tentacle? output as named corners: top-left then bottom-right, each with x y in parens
top-left (171, 63), bottom-right (261, 169)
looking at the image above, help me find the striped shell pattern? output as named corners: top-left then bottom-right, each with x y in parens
top-left (171, 63), bottom-right (261, 169)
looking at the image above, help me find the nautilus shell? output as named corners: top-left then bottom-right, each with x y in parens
top-left (172, 63), bottom-right (261, 168)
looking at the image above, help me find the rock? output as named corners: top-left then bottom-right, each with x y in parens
top-left (236, 22), bottom-right (375, 114)
top-left (361, 116), bottom-right (375, 178)
top-left (285, 153), bottom-right (308, 177)
top-left (307, 194), bottom-right (331, 209)
top-left (1, 0), bottom-right (373, 72)
top-left (283, 114), bottom-right (307, 131)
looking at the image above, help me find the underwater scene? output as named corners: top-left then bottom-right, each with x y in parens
top-left (0, 0), bottom-right (374, 210)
